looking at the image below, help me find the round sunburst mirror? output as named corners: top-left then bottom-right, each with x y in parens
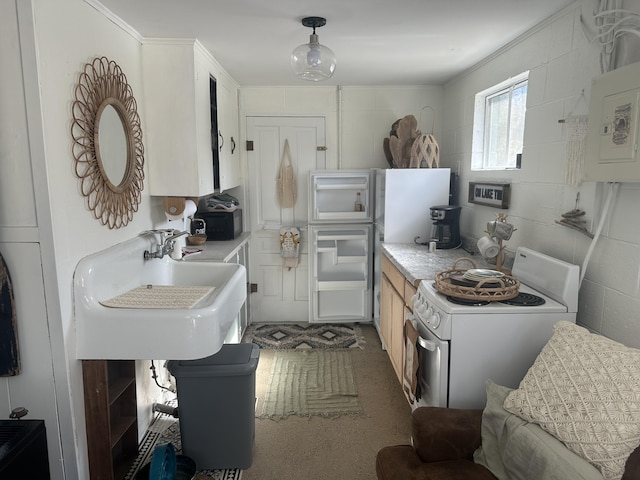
top-left (71, 56), bottom-right (145, 229)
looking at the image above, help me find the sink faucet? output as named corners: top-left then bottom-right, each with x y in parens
top-left (143, 229), bottom-right (189, 260)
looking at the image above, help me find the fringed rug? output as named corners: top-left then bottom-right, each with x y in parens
top-left (242, 323), bottom-right (364, 349)
top-left (124, 409), bottom-right (242, 480)
top-left (259, 349), bottom-right (363, 419)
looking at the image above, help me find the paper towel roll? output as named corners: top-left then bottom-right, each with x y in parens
top-left (183, 199), bottom-right (197, 218)
top-left (477, 236), bottom-right (500, 258)
top-left (165, 199), bottom-right (197, 222)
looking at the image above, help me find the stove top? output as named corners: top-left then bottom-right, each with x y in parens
top-left (502, 292), bottom-right (546, 307)
top-left (421, 281), bottom-right (567, 315)
top-left (412, 247), bottom-right (579, 342)
top-left (444, 291), bottom-right (546, 307)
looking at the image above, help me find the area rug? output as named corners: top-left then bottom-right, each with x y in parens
top-left (242, 323), bottom-right (364, 349)
top-left (259, 349), bottom-right (363, 419)
top-left (124, 409), bottom-right (242, 480)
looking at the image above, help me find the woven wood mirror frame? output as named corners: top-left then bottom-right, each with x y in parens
top-left (71, 56), bottom-right (145, 229)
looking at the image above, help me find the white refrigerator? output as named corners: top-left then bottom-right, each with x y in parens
top-left (372, 168), bottom-right (451, 331)
top-left (308, 170), bottom-right (373, 323)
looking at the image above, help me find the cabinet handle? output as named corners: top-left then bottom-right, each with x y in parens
top-left (218, 130), bottom-right (224, 152)
top-left (231, 136), bottom-right (236, 155)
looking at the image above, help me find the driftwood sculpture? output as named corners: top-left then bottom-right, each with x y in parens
top-left (384, 115), bottom-right (421, 168)
top-left (383, 114), bottom-right (440, 168)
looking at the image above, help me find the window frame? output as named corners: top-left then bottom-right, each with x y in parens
top-left (472, 71), bottom-right (529, 171)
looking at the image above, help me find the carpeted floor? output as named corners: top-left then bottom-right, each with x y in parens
top-left (259, 349), bottom-right (363, 419)
top-left (129, 324), bottom-right (411, 480)
top-left (243, 324), bottom-right (412, 480)
top-left (242, 323), bottom-right (364, 349)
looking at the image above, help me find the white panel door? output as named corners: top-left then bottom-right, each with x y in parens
top-left (246, 116), bottom-right (325, 323)
top-left (0, 243), bottom-right (62, 479)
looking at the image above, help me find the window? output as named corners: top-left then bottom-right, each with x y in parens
top-left (472, 72), bottom-right (528, 170)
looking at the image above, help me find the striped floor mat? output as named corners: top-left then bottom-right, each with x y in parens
top-left (124, 407), bottom-right (242, 480)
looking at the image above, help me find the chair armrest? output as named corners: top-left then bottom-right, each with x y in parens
top-left (623, 444), bottom-right (640, 480)
top-left (412, 407), bottom-right (483, 463)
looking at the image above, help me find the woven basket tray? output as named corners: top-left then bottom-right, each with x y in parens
top-left (434, 258), bottom-right (520, 301)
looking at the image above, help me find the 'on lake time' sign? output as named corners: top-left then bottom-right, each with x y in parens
top-left (468, 182), bottom-right (511, 209)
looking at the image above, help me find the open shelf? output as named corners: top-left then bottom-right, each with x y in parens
top-left (83, 360), bottom-right (138, 480)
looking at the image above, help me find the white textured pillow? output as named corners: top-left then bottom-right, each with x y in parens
top-left (503, 321), bottom-right (640, 480)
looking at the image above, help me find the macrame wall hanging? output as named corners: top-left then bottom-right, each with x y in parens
top-left (559, 90), bottom-right (589, 187)
top-left (563, 115), bottom-right (589, 187)
top-left (277, 139), bottom-right (297, 208)
top-left (280, 227), bottom-right (300, 270)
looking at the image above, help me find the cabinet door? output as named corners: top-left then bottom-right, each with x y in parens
top-left (380, 273), bottom-right (404, 383)
top-left (217, 73), bottom-right (240, 191)
top-left (389, 285), bottom-right (405, 383)
top-left (142, 40), bottom-right (215, 196)
top-left (223, 242), bottom-right (249, 343)
top-left (380, 274), bottom-right (393, 352)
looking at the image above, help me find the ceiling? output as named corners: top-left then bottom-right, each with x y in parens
top-left (94, 0), bottom-right (575, 86)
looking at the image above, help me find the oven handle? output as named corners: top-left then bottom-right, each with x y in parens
top-left (407, 313), bottom-right (437, 352)
top-left (418, 336), bottom-right (436, 351)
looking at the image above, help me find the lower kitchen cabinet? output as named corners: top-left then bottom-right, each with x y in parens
top-left (83, 360), bottom-right (138, 480)
top-left (380, 254), bottom-right (416, 386)
top-left (184, 233), bottom-right (251, 343)
top-left (224, 239), bottom-right (250, 343)
top-left (380, 273), bottom-right (404, 382)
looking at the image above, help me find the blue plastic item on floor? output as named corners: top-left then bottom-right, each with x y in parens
top-left (150, 443), bottom-right (177, 480)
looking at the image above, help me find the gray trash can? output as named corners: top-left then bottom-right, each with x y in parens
top-left (167, 343), bottom-right (260, 470)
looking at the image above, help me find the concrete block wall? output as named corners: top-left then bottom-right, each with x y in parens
top-left (441, 0), bottom-right (640, 347)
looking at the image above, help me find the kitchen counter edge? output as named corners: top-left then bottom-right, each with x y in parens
top-left (381, 243), bottom-right (490, 286)
top-left (182, 232), bottom-right (251, 263)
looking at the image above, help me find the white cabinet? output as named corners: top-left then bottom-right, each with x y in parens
top-left (184, 234), bottom-right (251, 343)
top-left (142, 39), bottom-right (240, 196)
top-left (216, 72), bottom-right (241, 192)
top-left (224, 240), bottom-right (250, 343)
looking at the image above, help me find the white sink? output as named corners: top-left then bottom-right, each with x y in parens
top-left (74, 232), bottom-right (246, 360)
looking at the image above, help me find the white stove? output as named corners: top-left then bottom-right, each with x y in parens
top-left (410, 247), bottom-right (579, 409)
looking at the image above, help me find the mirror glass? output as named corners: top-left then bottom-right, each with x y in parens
top-left (98, 104), bottom-right (128, 186)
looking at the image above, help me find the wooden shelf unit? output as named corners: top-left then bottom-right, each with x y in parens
top-left (83, 360), bottom-right (138, 480)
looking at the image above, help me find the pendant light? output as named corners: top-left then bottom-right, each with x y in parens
top-left (291, 16), bottom-right (337, 82)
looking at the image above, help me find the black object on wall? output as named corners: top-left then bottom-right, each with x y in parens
top-left (0, 253), bottom-right (19, 376)
top-left (449, 172), bottom-right (459, 206)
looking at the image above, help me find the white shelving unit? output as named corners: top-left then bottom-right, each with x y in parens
top-left (309, 171), bottom-right (373, 223)
top-left (309, 224), bottom-right (372, 323)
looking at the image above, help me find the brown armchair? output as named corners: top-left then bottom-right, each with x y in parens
top-left (376, 407), bottom-right (495, 480)
top-left (376, 406), bottom-right (640, 480)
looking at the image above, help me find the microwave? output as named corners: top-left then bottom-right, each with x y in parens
top-left (195, 209), bottom-right (243, 241)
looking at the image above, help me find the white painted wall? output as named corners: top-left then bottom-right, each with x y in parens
top-left (1, 0), bottom-right (167, 478)
top-left (239, 85), bottom-right (444, 172)
top-left (3, 0), bottom-right (640, 478)
top-left (441, 0), bottom-right (640, 346)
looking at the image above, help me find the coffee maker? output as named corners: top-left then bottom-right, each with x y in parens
top-left (430, 205), bottom-right (461, 249)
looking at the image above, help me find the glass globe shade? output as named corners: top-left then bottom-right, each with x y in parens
top-left (291, 34), bottom-right (336, 82)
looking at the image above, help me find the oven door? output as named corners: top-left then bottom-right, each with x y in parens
top-left (411, 314), bottom-right (450, 408)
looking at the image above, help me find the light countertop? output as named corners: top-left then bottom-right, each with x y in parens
top-left (381, 243), bottom-right (492, 286)
top-left (182, 232), bottom-right (251, 263)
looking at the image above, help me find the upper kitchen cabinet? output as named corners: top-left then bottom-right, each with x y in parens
top-left (142, 39), bottom-right (240, 196)
top-left (215, 69), bottom-right (241, 192)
